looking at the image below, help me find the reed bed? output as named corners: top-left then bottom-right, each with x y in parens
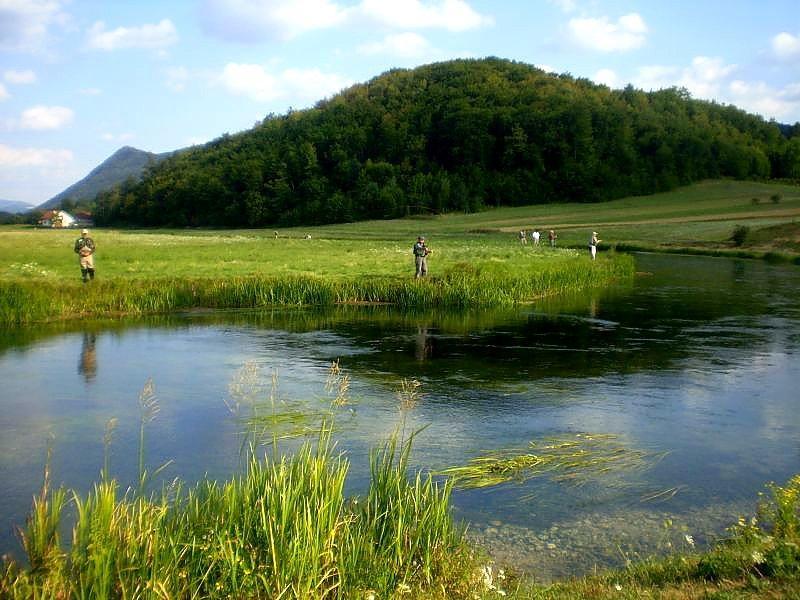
top-left (439, 433), bottom-right (660, 490)
top-left (1, 254), bottom-right (633, 326)
top-left (0, 429), bottom-right (476, 599)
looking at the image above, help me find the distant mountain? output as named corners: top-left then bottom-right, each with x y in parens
top-left (38, 146), bottom-right (173, 210)
top-left (0, 199), bottom-right (35, 213)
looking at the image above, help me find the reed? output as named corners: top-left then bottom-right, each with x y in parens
top-left (0, 253), bottom-right (634, 326)
top-left (1, 427), bottom-right (472, 598)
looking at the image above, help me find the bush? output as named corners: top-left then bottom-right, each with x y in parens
top-left (771, 193), bottom-right (782, 204)
top-left (731, 225), bottom-right (750, 247)
top-left (751, 197), bottom-right (760, 205)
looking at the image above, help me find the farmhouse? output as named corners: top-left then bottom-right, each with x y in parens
top-left (37, 210), bottom-right (76, 228)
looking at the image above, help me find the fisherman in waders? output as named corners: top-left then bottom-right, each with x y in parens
top-left (413, 235), bottom-right (431, 278)
top-left (74, 228), bottom-right (96, 283)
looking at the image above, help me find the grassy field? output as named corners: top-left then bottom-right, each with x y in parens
top-left (293, 179), bottom-right (800, 256)
top-left (0, 214), bottom-right (635, 324)
top-left (2, 180), bottom-right (799, 283)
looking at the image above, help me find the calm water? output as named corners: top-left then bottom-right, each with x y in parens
top-left (1, 253), bottom-right (798, 580)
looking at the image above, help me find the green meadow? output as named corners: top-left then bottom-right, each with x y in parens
top-left (2, 180), bottom-right (799, 325)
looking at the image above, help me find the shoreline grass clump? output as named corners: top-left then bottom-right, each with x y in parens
top-left (0, 252), bottom-right (634, 326)
top-left (0, 429), bottom-right (480, 599)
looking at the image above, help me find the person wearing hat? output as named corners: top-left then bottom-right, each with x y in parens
top-left (413, 235), bottom-right (431, 278)
top-left (589, 231), bottom-right (601, 260)
top-left (74, 228), bottom-right (96, 282)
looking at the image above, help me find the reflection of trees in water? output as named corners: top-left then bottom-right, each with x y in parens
top-left (78, 332), bottom-right (97, 382)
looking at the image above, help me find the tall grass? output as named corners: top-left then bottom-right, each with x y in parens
top-left (0, 427), bottom-right (475, 599)
top-left (1, 254), bottom-right (634, 325)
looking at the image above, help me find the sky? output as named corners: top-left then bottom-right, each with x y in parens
top-left (1, 0), bottom-right (799, 206)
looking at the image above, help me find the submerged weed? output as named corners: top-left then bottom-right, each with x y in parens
top-left (440, 433), bottom-right (662, 490)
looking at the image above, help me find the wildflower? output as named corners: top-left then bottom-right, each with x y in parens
top-left (397, 583), bottom-right (412, 594)
top-left (482, 564), bottom-right (496, 590)
top-left (752, 550), bottom-right (765, 564)
top-left (684, 534), bottom-right (695, 547)
top-left (614, 583), bottom-right (622, 591)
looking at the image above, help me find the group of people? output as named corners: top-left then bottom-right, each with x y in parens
top-left (519, 229), bottom-right (558, 247)
top-left (413, 228), bottom-right (602, 278)
top-left (71, 227), bottom-right (600, 285)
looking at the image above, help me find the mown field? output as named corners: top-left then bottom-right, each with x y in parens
top-left (289, 179), bottom-right (800, 254)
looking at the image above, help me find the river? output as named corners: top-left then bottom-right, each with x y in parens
top-left (1, 253), bottom-right (798, 580)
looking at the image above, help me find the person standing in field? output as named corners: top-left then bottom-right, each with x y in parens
top-left (413, 235), bottom-right (431, 278)
top-left (548, 229), bottom-right (557, 247)
top-left (531, 229), bottom-right (540, 245)
top-left (589, 231), bottom-right (601, 260)
top-left (74, 228), bottom-right (96, 283)
top-left (519, 230), bottom-right (527, 245)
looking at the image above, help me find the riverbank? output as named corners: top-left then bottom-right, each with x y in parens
top-left (2, 431), bottom-right (797, 599)
top-left (0, 230), bottom-right (633, 325)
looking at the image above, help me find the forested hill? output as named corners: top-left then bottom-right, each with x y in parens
top-left (94, 58), bottom-right (800, 227)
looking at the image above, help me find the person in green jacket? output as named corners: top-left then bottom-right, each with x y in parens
top-left (74, 228), bottom-right (96, 283)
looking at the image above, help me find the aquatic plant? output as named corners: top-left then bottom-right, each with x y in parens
top-left (439, 433), bottom-right (660, 490)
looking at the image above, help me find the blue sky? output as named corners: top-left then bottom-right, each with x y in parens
top-left (1, 0), bottom-right (799, 205)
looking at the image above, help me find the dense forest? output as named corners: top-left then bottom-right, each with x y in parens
top-left (93, 58), bottom-right (800, 227)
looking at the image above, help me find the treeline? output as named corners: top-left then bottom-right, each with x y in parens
top-left (94, 57), bottom-right (800, 227)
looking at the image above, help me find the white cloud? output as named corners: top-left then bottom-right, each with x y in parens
top-left (0, 83), bottom-right (9, 100)
top-left (200, 0), bottom-right (349, 41)
top-left (594, 68), bottom-right (620, 88)
top-left (87, 19), bottom-right (178, 51)
top-left (728, 80), bottom-right (800, 121)
top-left (358, 0), bottom-right (492, 31)
top-left (568, 13), bottom-right (647, 52)
top-left (219, 63), bottom-right (281, 102)
top-left (358, 32), bottom-right (435, 58)
top-left (101, 132), bottom-right (135, 142)
top-left (0, 0), bottom-right (70, 53)
top-left (0, 143), bottom-right (73, 167)
top-left (165, 66), bottom-right (189, 92)
top-left (634, 57), bottom-right (736, 98)
top-left (630, 55), bottom-right (799, 121)
top-left (4, 69), bottom-right (37, 84)
top-left (536, 63), bottom-right (558, 73)
top-left (281, 68), bottom-right (352, 100)
top-left (80, 87), bottom-right (102, 96)
top-left (547, 0), bottom-right (576, 12)
top-left (772, 32), bottom-right (800, 61)
top-left (200, 0), bottom-right (490, 42)
top-left (19, 105), bottom-right (74, 130)
top-left (218, 63), bottom-right (351, 103)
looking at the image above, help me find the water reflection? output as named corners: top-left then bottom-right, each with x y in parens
top-left (0, 253), bottom-right (798, 581)
top-left (78, 332), bottom-right (97, 382)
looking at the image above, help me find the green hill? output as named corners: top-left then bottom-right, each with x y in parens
top-left (94, 57), bottom-right (800, 228)
top-left (38, 146), bottom-right (173, 210)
